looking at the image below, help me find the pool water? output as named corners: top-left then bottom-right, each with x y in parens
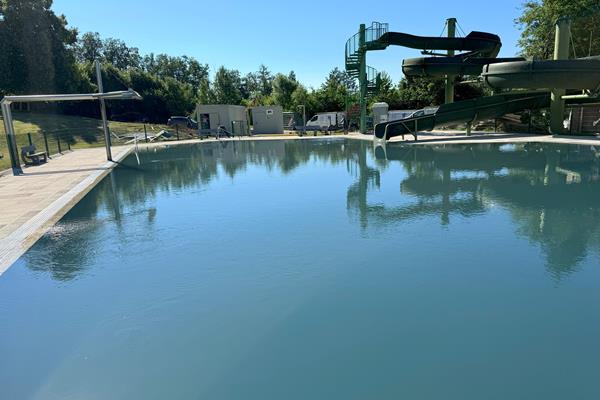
top-left (2, 139), bottom-right (600, 399)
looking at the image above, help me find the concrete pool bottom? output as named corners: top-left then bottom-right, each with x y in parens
top-left (0, 131), bottom-right (599, 275)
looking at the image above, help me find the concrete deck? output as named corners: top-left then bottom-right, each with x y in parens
top-left (0, 146), bottom-right (131, 274)
top-left (347, 131), bottom-right (600, 146)
top-left (1, 131), bottom-right (599, 275)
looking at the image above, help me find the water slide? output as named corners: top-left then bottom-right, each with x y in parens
top-left (374, 91), bottom-right (550, 140)
top-left (375, 56), bottom-right (600, 140)
top-left (374, 31), bottom-right (525, 78)
top-left (373, 27), bottom-right (600, 141)
top-left (481, 56), bottom-right (600, 90)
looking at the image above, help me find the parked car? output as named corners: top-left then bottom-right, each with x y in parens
top-left (167, 116), bottom-right (198, 130)
top-left (305, 112), bottom-right (345, 130)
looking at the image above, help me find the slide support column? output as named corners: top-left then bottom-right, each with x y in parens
top-left (444, 18), bottom-right (457, 104)
top-left (550, 18), bottom-right (570, 135)
top-left (359, 24), bottom-right (368, 134)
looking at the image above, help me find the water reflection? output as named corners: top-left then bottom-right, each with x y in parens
top-left (22, 139), bottom-right (600, 281)
top-left (361, 141), bottom-right (600, 278)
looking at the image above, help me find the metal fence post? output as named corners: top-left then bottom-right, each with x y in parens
top-left (56, 133), bottom-right (62, 153)
top-left (176, 125), bottom-right (179, 140)
top-left (43, 131), bottom-right (50, 157)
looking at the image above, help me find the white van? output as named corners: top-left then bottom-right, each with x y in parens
top-left (306, 112), bottom-right (345, 130)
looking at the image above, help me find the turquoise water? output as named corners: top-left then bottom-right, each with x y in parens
top-left (2, 139), bottom-right (600, 399)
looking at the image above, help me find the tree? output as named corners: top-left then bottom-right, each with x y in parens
top-left (314, 68), bottom-right (349, 112)
top-left (102, 38), bottom-right (141, 70)
top-left (291, 84), bottom-right (317, 117)
top-left (257, 64), bottom-right (273, 96)
top-left (271, 72), bottom-right (298, 110)
top-left (212, 66), bottom-right (243, 104)
top-left (0, 0), bottom-right (80, 94)
top-left (398, 76), bottom-right (445, 109)
top-left (75, 32), bottom-right (103, 64)
top-left (372, 72), bottom-right (401, 108)
top-left (142, 53), bottom-right (208, 91)
top-left (517, 0), bottom-right (600, 59)
top-left (240, 72), bottom-right (259, 100)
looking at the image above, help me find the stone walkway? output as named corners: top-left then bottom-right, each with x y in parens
top-left (0, 146), bottom-right (131, 274)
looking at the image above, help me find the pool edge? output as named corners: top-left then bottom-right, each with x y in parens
top-left (0, 147), bottom-right (133, 276)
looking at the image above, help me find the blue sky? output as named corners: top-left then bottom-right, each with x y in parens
top-left (53, 0), bottom-right (526, 88)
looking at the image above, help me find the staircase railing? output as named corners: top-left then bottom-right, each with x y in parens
top-left (345, 22), bottom-right (388, 92)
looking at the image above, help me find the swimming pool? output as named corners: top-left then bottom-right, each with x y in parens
top-left (1, 138), bottom-right (600, 399)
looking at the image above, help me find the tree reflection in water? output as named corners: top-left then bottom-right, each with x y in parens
top-left (23, 138), bottom-right (600, 281)
top-left (354, 141), bottom-right (600, 279)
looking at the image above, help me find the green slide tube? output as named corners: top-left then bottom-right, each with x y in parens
top-left (482, 56), bottom-right (600, 90)
top-left (374, 91), bottom-right (550, 140)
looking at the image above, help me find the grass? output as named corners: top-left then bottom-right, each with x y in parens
top-left (0, 112), bottom-right (167, 171)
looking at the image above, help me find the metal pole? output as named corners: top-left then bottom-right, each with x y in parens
top-left (302, 105), bottom-right (306, 136)
top-left (95, 60), bottom-right (113, 161)
top-left (43, 130), bottom-right (50, 156)
top-left (358, 24), bottom-right (367, 134)
top-left (144, 123), bottom-right (148, 143)
top-left (344, 95), bottom-right (349, 135)
top-left (550, 18), bottom-right (570, 135)
top-left (445, 18), bottom-right (457, 104)
top-left (1, 101), bottom-right (22, 175)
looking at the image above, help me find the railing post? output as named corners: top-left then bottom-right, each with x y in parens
top-left (56, 133), bottom-right (62, 153)
top-left (176, 125), bottom-right (179, 140)
top-left (43, 130), bottom-right (50, 157)
top-left (144, 123), bottom-right (148, 143)
top-left (27, 133), bottom-right (33, 146)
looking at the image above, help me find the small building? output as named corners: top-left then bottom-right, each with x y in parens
top-left (196, 104), bottom-right (248, 135)
top-left (251, 106), bottom-right (284, 134)
top-left (371, 102), bottom-right (389, 125)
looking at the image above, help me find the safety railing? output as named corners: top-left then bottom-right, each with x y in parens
top-left (345, 22), bottom-right (389, 66)
top-left (365, 22), bottom-right (389, 43)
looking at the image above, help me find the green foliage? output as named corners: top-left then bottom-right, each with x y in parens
top-left (271, 72), bottom-right (298, 110)
top-left (0, 0), bottom-right (79, 94)
top-left (75, 32), bottom-right (103, 64)
top-left (313, 68), bottom-right (348, 112)
top-left (0, 0), bottom-right (489, 126)
top-left (517, 0), bottom-right (600, 59)
top-left (212, 66), bottom-right (243, 105)
top-left (142, 53), bottom-right (209, 91)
